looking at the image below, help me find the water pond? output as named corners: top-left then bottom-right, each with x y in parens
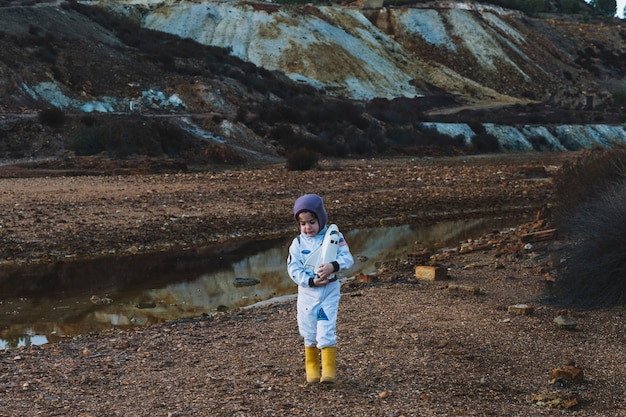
top-left (0, 216), bottom-right (528, 349)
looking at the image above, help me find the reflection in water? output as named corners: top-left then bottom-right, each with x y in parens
top-left (0, 217), bottom-right (527, 349)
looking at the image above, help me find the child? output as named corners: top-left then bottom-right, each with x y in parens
top-left (287, 194), bottom-right (354, 383)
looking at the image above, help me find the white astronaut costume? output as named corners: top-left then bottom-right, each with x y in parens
top-left (287, 195), bottom-right (354, 349)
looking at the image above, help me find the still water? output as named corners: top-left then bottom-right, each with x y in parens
top-left (0, 217), bottom-right (528, 349)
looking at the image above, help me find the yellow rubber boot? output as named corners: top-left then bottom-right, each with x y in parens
top-left (320, 346), bottom-right (337, 383)
top-left (305, 347), bottom-right (321, 383)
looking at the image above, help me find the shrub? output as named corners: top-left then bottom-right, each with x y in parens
top-left (366, 97), bottom-right (426, 126)
top-left (468, 122), bottom-right (486, 135)
top-left (270, 124), bottom-right (329, 155)
top-left (612, 87), bottom-right (626, 106)
top-left (553, 148), bottom-right (626, 218)
top-left (346, 136), bottom-right (373, 155)
top-left (470, 133), bottom-right (500, 153)
top-left (68, 120), bottom-right (164, 157)
top-left (35, 45), bottom-right (57, 64)
top-left (68, 123), bottom-right (116, 156)
top-left (80, 114), bottom-right (98, 127)
top-left (38, 107), bottom-right (66, 128)
top-left (527, 135), bottom-right (552, 151)
top-left (556, 178), bottom-right (626, 307)
top-left (286, 148), bottom-right (319, 171)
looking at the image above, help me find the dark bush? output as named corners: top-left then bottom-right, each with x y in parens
top-left (154, 121), bottom-right (189, 156)
top-left (556, 178), bottom-right (626, 307)
top-left (613, 87), bottom-right (626, 106)
top-left (68, 123), bottom-right (115, 156)
top-left (28, 25), bottom-right (41, 36)
top-left (68, 119), bottom-right (165, 158)
top-left (270, 124), bottom-right (328, 155)
top-left (258, 104), bottom-right (301, 125)
top-left (470, 133), bottom-right (501, 153)
top-left (346, 136), bottom-right (373, 155)
top-left (201, 143), bottom-right (246, 165)
top-left (51, 66), bottom-right (64, 82)
top-left (468, 122), bottom-right (486, 135)
top-left (80, 115), bottom-right (98, 127)
top-left (365, 122), bottom-right (388, 153)
top-left (366, 97), bottom-right (426, 125)
top-left (385, 126), bottom-right (417, 147)
top-left (286, 148), bottom-right (319, 171)
top-left (35, 45), bottom-right (57, 64)
top-left (416, 125), bottom-right (465, 149)
top-left (527, 135), bottom-right (552, 151)
top-left (38, 107), bottom-right (66, 128)
top-left (553, 148), bottom-right (626, 218)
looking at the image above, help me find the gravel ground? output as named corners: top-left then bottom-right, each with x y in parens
top-left (3, 152), bottom-right (625, 416)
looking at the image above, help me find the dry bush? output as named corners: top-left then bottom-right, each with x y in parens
top-left (286, 148), bottom-right (319, 171)
top-left (470, 132), bottom-right (501, 153)
top-left (365, 97), bottom-right (427, 125)
top-left (556, 178), bottom-right (626, 307)
top-left (526, 134), bottom-right (554, 151)
top-left (553, 149), bottom-right (626, 307)
top-left (553, 148), bottom-right (626, 218)
top-left (38, 107), bottom-right (66, 128)
top-left (200, 143), bottom-right (246, 165)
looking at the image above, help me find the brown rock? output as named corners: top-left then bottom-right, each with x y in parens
top-left (507, 304), bottom-right (534, 315)
top-left (553, 315), bottom-right (577, 329)
top-left (447, 284), bottom-right (484, 295)
top-left (414, 265), bottom-right (447, 281)
top-left (550, 365), bottom-right (584, 385)
top-left (355, 273), bottom-right (378, 283)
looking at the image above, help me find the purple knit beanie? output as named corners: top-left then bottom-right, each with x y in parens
top-left (293, 194), bottom-right (327, 231)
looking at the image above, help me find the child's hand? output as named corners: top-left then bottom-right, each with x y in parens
top-left (313, 275), bottom-right (329, 286)
top-left (315, 263), bottom-right (334, 280)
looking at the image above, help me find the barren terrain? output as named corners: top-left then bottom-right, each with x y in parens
top-left (0, 152), bottom-right (562, 265)
top-left (1, 1), bottom-right (626, 414)
top-left (2, 152), bottom-right (626, 416)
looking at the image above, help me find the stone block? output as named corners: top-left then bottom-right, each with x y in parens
top-left (407, 251), bottom-right (431, 265)
top-left (447, 284), bottom-right (484, 295)
top-left (507, 304), bottom-right (534, 315)
top-left (415, 265), bottom-right (447, 281)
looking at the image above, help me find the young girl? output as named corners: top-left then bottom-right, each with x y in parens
top-left (287, 194), bottom-right (354, 383)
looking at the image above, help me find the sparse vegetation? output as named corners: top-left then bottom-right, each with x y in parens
top-left (68, 122), bottom-right (115, 156)
top-left (526, 134), bottom-right (553, 151)
top-left (556, 178), bottom-right (626, 307)
top-left (611, 86), bottom-right (626, 106)
top-left (553, 148), bottom-right (626, 216)
top-left (553, 149), bottom-right (626, 307)
top-left (38, 107), bottom-right (66, 128)
top-left (470, 132), bottom-right (501, 153)
top-left (285, 148), bottom-right (319, 171)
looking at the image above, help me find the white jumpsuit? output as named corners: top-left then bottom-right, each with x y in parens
top-left (287, 226), bottom-right (354, 349)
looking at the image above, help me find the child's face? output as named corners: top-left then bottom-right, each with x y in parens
top-left (297, 211), bottom-right (319, 237)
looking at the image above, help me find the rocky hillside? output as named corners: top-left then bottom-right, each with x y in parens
top-left (0, 0), bottom-right (625, 169)
top-left (116, 0), bottom-right (624, 107)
